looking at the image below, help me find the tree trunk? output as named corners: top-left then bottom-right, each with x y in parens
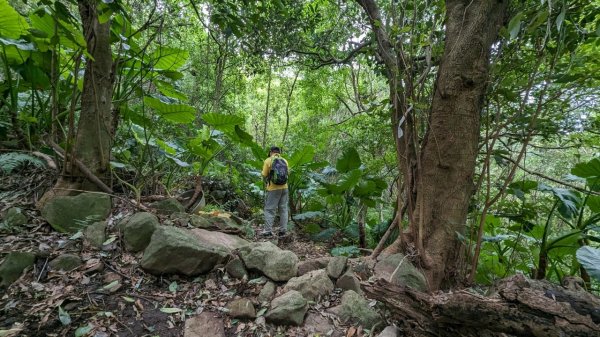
top-left (40, 0), bottom-right (113, 203)
top-left (363, 274), bottom-right (600, 337)
top-left (358, 0), bottom-right (507, 290)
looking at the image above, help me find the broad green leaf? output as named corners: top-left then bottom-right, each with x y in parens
top-left (150, 47), bottom-right (189, 71)
top-left (15, 62), bottom-right (50, 89)
top-left (587, 195), bottom-right (600, 213)
top-left (508, 180), bottom-right (538, 199)
top-left (0, 0), bottom-right (29, 39)
top-left (0, 37), bottom-right (35, 50)
top-left (572, 158), bottom-right (600, 189)
top-left (336, 147), bottom-right (361, 173)
top-left (58, 306), bottom-right (71, 326)
top-left (288, 145), bottom-right (315, 168)
top-left (576, 246), bottom-right (600, 281)
top-left (507, 12), bottom-right (523, 40)
top-left (202, 113), bottom-right (244, 127)
top-left (331, 245), bottom-right (359, 257)
top-left (144, 96), bottom-right (195, 124)
top-left (154, 80), bottom-right (187, 101)
top-left (1, 44), bottom-right (31, 64)
top-left (538, 184), bottom-right (580, 219)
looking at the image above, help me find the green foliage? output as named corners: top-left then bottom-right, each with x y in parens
top-left (576, 246), bottom-right (600, 282)
top-left (0, 152), bottom-right (45, 174)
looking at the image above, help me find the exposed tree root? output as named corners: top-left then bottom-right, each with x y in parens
top-left (362, 274), bottom-right (600, 337)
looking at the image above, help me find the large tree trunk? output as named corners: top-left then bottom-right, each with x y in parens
top-left (359, 0), bottom-right (507, 290)
top-left (363, 274), bottom-right (600, 337)
top-left (39, 0), bottom-right (113, 205)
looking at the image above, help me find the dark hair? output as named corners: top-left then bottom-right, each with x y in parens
top-left (270, 146), bottom-right (281, 153)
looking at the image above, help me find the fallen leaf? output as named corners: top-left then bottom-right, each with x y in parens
top-left (160, 307), bottom-right (182, 314)
top-left (346, 326), bottom-right (356, 337)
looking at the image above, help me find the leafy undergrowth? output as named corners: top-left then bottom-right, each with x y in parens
top-left (0, 197), bottom-right (364, 337)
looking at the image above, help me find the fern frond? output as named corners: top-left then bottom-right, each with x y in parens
top-left (0, 152), bottom-right (46, 174)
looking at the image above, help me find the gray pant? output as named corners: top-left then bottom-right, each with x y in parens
top-left (264, 188), bottom-right (289, 234)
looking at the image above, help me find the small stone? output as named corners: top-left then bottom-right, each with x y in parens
top-left (265, 290), bottom-right (308, 326)
top-left (226, 298), bottom-right (256, 319)
top-left (326, 256), bottom-right (347, 279)
top-left (258, 281), bottom-right (276, 302)
top-left (377, 326), bottom-right (400, 337)
top-left (0, 252), bottom-right (36, 287)
top-left (49, 253), bottom-right (82, 271)
top-left (184, 312), bottom-right (225, 337)
top-left (304, 312), bottom-right (342, 337)
top-left (121, 212), bottom-right (160, 252)
top-left (297, 257), bottom-right (330, 276)
top-left (328, 290), bottom-right (380, 329)
top-left (240, 242), bottom-right (298, 281)
top-left (84, 221), bottom-right (106, 248)
top-left (283, 269), bottom-right (334, 301)
top-left (150, 198), bottom-right (185, 215)
top-left (336, 270), bottom-right (362, 294)
top-left (4, 207), bottom-right (28, 227)
top-left (226, 258), bottom-right (248, 279)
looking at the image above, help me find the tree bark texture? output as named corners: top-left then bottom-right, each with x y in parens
top-left (72, 0), bottom-right (114, 188)
top-left (363, 274), bottom-right (600, 337)
top-left (358, 0), bottom-right (507, 290)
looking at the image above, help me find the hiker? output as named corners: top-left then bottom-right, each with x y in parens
top-left (261, 146), bottom-right (289, 237)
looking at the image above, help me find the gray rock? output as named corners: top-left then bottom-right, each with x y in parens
top-left (41, 192), bottom-right (111, 233)
top-left (141, 226), bottom-right (229, 276)
top-left (190, 214), bottom-right (244, 235)
top-left (226, 298), bottom-right (256, 319)
top-left (304, 312), bottom-right (342, 337)
top-left (150, 198), bottom-right (184, 215)
top-left (121, 212), bottom-right (160, 252)
top-left (184, 312), bottom-right (225, 337)
top-left (336, 270), bottom-right (362, 293)
top-left (283, 269), bottom-right (334, 301)
top-left (327, 256), bottom-right (347, 279)
top-left (373, 253), bottom-right (427, 291)
top-left (377, 326), bottom-right (400, 337)
top-left (329, 290), bottom-right (380, 329)
top-left (189, 228), bottom-right (249, 252)
top-left (258, 281), bottom-right (276, 303)
top-left (297, 257), bottom-right (330, 276)
top-left (4, 207), bottom-right (27, 227)
top-left (84, 221), bottom-right (106, 248)
top-left (49, 253), bottom-right (82, 271)
top-left (225, 258), bottom-right (248, 279)
top-left (240, 242), bottom-right (298, 281)
top-left (265, 290), bottom-right (308, 326)
top-left (0, 252), bottom-right (35, 287)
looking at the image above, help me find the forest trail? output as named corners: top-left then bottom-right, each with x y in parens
top-left (0, 166), bottom-right (393, 337)
top-left (3, 165), bottom-right (600, 337)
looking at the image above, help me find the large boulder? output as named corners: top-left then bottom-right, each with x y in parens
top-left (265, 290), bottom-right (308, 326)
top-left (283, 269), bottom-right (334, 301)
top-left (373, 253), bottom-right (427, 291)
top-left (0, 252), bottom-right (35, 287)
top-left (329, 290), bottom-right (381, 329)
top-left (297, 257), bottom-right (330, 276)
top-left (184, 312), bottom-right (225, 337)
top-left (240, 242), bottom-right (298, 281)
top-left (225, 257), bottom-right (248, 279)
top-left (150, 198), bottom-right (184, 215)
top-left (258, 281), bottom-right (277, 303)
top-left (121, 212), bottom-right (160, 252)
top-left (141, 226), bottom-right (229, 275)
top-left (41, 192), bottom-right (111, 233)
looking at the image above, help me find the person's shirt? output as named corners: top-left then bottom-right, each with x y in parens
top-left (261, 153), bottom-right (288, 191)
